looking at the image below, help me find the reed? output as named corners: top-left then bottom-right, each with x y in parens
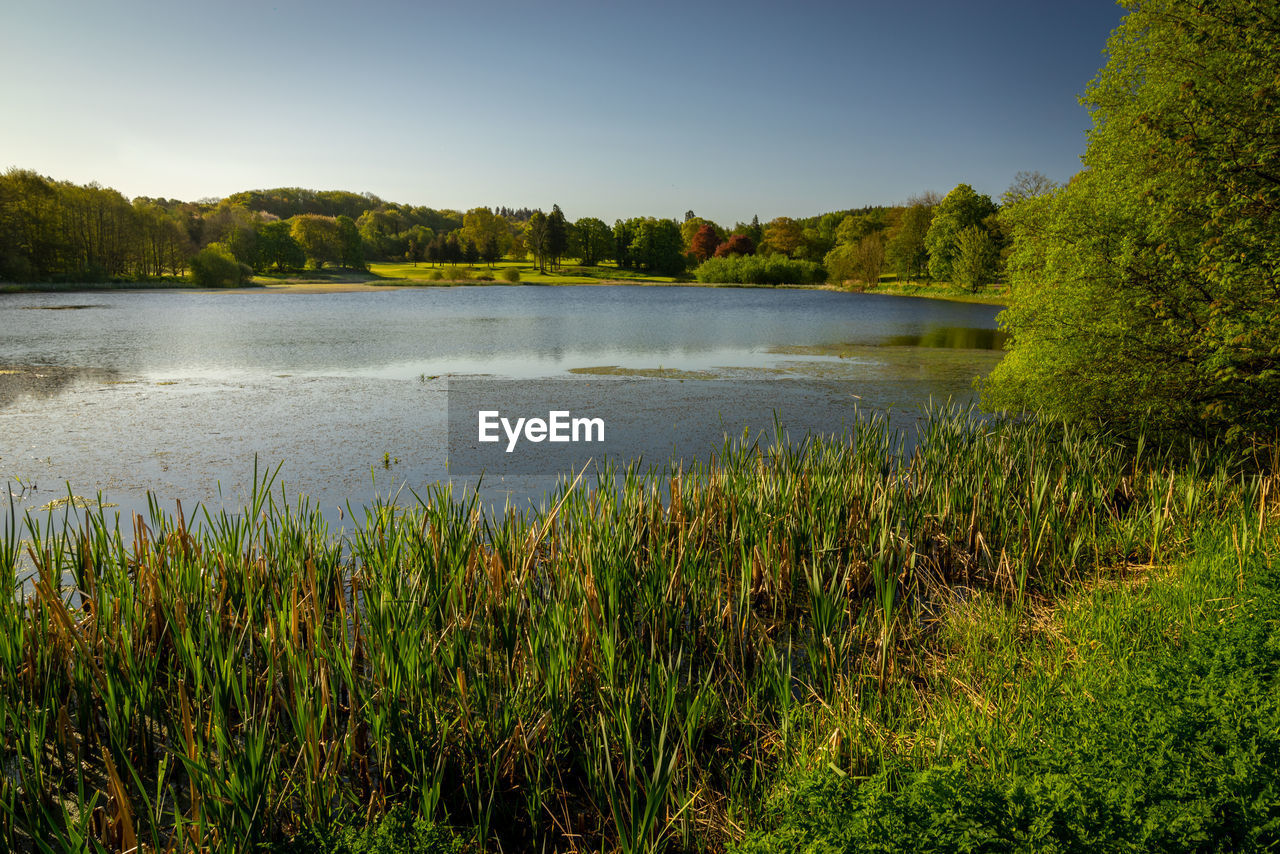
top-left (1, 404), bottom-right (1270, 852)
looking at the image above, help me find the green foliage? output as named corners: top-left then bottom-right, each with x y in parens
top-left (499, 266), bottom-right (520, 282)
top-left (278, 807), bottom-right (462, 854)
top-left (525, 210), bottom-right (549, 273)
top-left (1, 408), bottom-right (1270, 852)
top-left (885, 203), bottom-right (933, 282)
top-left (547, 204), bottom-right (568, 268)
top-left (336, 215), bottom-right (366, 270)
top-left (738, 529), bottom-right (1280, 853)
top-left (824, 234), bottom-right (884, 286)
top-left (573, 216), bottom-right (612, 266)
top-left (762, 216), bottom-right (804, 257)
top-left (622, 217), bottom-right (686, 275)
top-left (0, 169), bottom-right (194, 281)
top-left (256, 219), bottom-right (306, 272)
top-left (290, 214), bottom-right (342, 269)
top-left (694, 253), bottom-right (825, 285)
top-left (984, 0), bottom-right (1280, 442)
top-left (189, 242), bottom-right (248, 287)
top-left (924, 184), bottom-right (997, 281)
top-left (950, 224), bottom-right (998, 292)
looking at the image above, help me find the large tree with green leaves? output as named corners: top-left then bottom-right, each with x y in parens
top-left (951, 225), bottom-right (998, 292)
top-left (526, 211), bottom-right (550, 273)
top-left (983, 0), bottom-right (1280, 441)
top-left (885, 201), bottom-right (934, 282)
top-left (924, 184), bottom-right (996, 281)
top-left (573, 217), bottom-right (612, 266)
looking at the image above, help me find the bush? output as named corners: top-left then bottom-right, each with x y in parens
top-left (427, 269), bottom-right (444, 281)
top-left (499, 267), bottom-right (520, 282)
top-left (277, 806), bottom-right (462, 853)
top-left (190, 243), bottom-right (248, 287)
top-left (442, 265), bottom-right (470, 281)
top-left (693, 254), bottom-right (825, 286)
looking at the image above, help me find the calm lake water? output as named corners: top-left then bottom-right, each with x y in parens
top-left (1, 284), bottom-right (1004, 523)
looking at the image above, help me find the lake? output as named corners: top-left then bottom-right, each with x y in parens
top-left (1, 284), bottom-right (1004, 523)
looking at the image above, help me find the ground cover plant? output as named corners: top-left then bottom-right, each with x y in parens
top-left (2, 405), bottom-right (1275, 852)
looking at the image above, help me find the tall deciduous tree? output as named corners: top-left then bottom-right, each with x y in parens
top-left (950, 225), bottom-right (997, 292)
top-left (983, 0), bottom-right (1280, 441)
top-left (885, 202), bottom-right (933, 282)
top-left (924, 184), bottom-right (996, 281)
top-left (336, 215), bottom-right (365, 270)
top-left (526, 211), bottom-right (549, 273)
top-left (714, 234), bottom-right (755, 257)
top-left (573, 217), bottom-right (612, 266)
top-left (689, 224), bottom-right (720, 263)
top-left (762, 217), bottom-right (803, 257)
top-left (290, 214), bottom-right (341, 269)
top-left (547, 204), bottom-right (568, 270)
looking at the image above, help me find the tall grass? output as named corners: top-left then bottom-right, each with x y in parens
top-left (0, 405), bottom-right (1271, 852)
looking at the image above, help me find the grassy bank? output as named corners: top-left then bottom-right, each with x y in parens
top-left (1, 409), bottom-right (1274, 852)
top-left (739, 507), bottom-right (1279, 852)
top-left (845, 275), bottom-right (1009, 305)
top-left (2, 265), bottom-right (1007, 304)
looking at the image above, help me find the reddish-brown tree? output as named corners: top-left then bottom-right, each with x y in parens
top-left (714, 233), bottom-right (756, 258)
top-left (689, 224), bottom-right (720, 263)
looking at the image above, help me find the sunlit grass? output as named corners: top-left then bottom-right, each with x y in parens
top-left (1, 405), bottom-right (1272, 852)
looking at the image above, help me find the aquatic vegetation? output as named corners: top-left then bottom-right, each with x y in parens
top-left (0, 405), bottom-right (1271, 852)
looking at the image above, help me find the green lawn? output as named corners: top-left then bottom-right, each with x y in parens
top-left (366, 260), bottom-right (684, 286)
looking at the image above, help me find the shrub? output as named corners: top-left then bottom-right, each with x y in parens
top-left (499, 267), bottom-right (520, 282)
top-left (190, 243), bottom-right (247, 287)
top-left (442, 265), bottom-right (470, 281)
top-left (427, 269), bottom-right (444, 281)
top-left (693, 253), bottom-right (825, 286)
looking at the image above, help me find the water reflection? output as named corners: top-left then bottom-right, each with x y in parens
top-left (0, 286), bottom-right (1005, 522)
top-left (882, 325), bottom-right (1008, 350)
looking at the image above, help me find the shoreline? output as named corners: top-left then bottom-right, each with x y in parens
top-left (0, 275), bottom-right (1008, 304)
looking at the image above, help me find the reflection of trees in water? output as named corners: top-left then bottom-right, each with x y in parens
top-left (884, 326), bottom-right (1008, 350)
top-left (0, 365), bottom-right (119, 409)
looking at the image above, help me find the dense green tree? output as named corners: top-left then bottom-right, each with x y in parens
top-left (403, 224), bottom-right (434, 264)
top-left (190, 243), bottom-right (249, 287)
top-left (983, 0), bottom-right (1280, 441)
top-left (336, 215), bottom-right (365, 270)
top-left (461, 207), bottom-right (509, 263)
top-left (573, 217), bottom-right (612, 266)
top-left (762, 217), bottom-right (804, 257)
top-left (885, 202), bottom-right (933, 282)
top-left (526, 211), bottom-right (550, 273)
top-left (290, 214), bottom-right (341, 269)
top-left (924, 184), bottom-right (996, 281)
top-left (547, 204), bottom-right (568, 269)
top-left (612, 219), bottom-right (635, 269)
top-left (627, 218), bottom-right (685, 275)
top-left (951, 225), bottom-right (998, 292)
top-left (255, 219), bottom-right (305, 272)
top-left (824, 234), bottom-right (884, 286)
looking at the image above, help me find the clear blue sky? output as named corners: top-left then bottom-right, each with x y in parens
top-left (1, 0), bottom-right (1124, 224)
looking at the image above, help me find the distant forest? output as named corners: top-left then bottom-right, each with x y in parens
top-left (0, 169), bottom-right (1036, 289)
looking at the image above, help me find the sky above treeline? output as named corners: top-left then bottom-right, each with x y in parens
top-left (2, 0), bottom-right (1124, 224)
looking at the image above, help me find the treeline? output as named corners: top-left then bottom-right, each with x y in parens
top-left (0, 171), bottom-right (198, 281)
top-left (0, 167), bottom-right (1029, 288)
